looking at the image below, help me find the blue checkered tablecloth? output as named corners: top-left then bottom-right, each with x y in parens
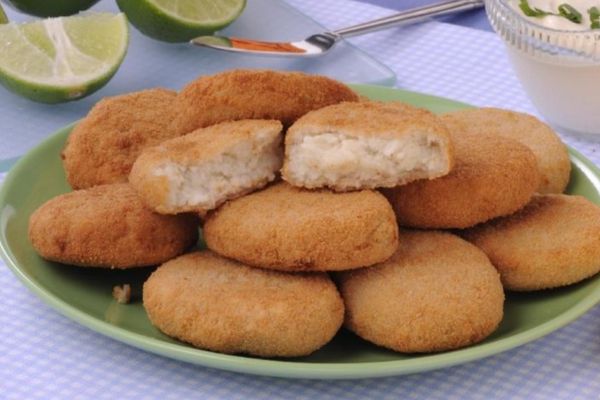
top-left (1, 0), bottom-right (600, 398)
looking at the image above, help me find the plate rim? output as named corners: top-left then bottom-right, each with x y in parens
top-left (2, 86), bottom-right (600, 380)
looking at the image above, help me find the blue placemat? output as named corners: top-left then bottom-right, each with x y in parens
top-left (1, 0), bottom-right (600, 398)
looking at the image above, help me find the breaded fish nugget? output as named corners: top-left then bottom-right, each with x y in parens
top-left (441, 108), bottom-right (571, 194)
top-left (384, 132), bottom-right (539, 229)
top-left (28, 184), bottom-right (198, 268)
top-left (170, 69), bottom-right (359, 135)
top-left (282, 101), bottom-right (453, 191)
top-left (130, 120), bottom-right (283, 214)
top-left (462, 194), bottom-right (600, 291)
top-left (62, 88), bottom-right (180, 190)
top-left (337, 231), bottom-right (504, 353)
top-left (203, 182), bottom-right (398, 271)
top-left (143, 251), bottom-right (344, 357)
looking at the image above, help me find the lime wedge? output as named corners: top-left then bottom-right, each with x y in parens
top-left (0, 13), bottom-right (128, 103)
top-left (0, 3), bottom-right (8, 24)
top-left (3, 0), bottom-right (100, 17)
top-left (117, 0), bottom-right (246, 43)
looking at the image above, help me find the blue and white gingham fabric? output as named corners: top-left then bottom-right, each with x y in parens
top-left (2, 0), bottom-right (600, 398)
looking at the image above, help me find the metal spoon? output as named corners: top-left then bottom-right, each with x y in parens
top-left (191, 0), bottom-right (484, 57)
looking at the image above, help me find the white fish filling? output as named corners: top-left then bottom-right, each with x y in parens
top-left (288, 132), bottom-right (446, 189)
top-left (154, 132), bottom-right (282, 210)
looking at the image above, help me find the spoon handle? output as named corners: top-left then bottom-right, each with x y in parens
top-left (332, 0), bottom-right (485, 38)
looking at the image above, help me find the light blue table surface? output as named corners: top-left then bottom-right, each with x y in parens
top-left (2, 1), bottom-right (599, 399)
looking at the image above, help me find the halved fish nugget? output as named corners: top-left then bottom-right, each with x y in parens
top-left (203, 182), bottom-right (399, 271)
top-left (337, 231), bottom-right (504, 353)
top-left (442, 108), bottom-right (571, 194)
top-left (170, 69), bottom-right (359, 135)
top-left (129, 120), bottom-right (283, 214)
top-left (282, 101), bottom-right (453, 191)
top-left (384, 133), bottom-right (539, 229)
top-left (143, 251), bottom-right (344, 357)
top-left (62, 88), bottom-right (179, 190)
top-left (28, 184), bottom-right (198, 268)
top-left (463, 194), bottom-right (600, 291)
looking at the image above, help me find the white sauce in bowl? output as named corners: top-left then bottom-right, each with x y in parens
top-left (507, 47), bottom-right (600, 134)
top-left (511, 0), bottom-right (599, 30)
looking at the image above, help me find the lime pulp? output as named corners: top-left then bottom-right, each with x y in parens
top-left (0, 13), bottom-right (129, 103)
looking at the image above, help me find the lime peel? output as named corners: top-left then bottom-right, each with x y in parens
top-left (153, 0), bottom-right (244, 25)
top-left (3, 0), bottom-right (101, 18)
top-left (117, 0), bottom-right (246, 43)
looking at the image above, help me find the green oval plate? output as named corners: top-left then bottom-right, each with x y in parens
top-left (1, 85), bottom-right (600, 380)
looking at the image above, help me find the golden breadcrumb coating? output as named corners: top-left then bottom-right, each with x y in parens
top-left (143, 251), bottom-right (344, 357)
top-left (462, 194), bottom-right (600, 291)
top-left (337, 230), bottom-right (504, 353)
top-left (62, 88), bottom-right (180, 189)
top-left (286, 101), bottom-right (449, 140)
top-left (203, 182), bottom-right (399, 271)
top-left (28, 184), bottom-right (198, 268)
top-left (441, 108), bottom-right (571, 194)
top-left (170, 69), bottom-right (359, 134)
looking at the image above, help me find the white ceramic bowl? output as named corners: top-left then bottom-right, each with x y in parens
top-left (486, 0), bottom-right (600, 135)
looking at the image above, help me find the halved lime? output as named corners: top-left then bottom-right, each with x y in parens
top-left (3, 0), bottom-right (100, 17)
top-left (0, 13), bottom-right (128, 103)
top-left (116, 0), bottom-right (246, 43)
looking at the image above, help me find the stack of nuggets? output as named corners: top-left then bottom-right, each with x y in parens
top-left (28, 69), bottom-right (600, 360)
top-left (436, 108), bottom-right (600, 291)
top-left (137, 95), bottom-right (506, 355)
